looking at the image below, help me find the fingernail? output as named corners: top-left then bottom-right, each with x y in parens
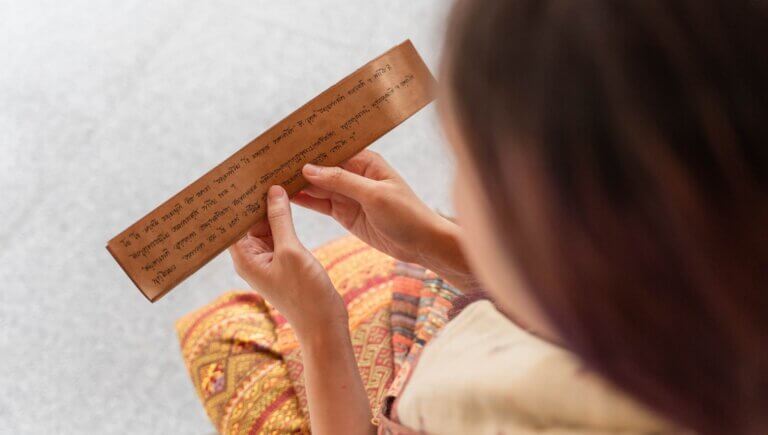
top-left (268, 185), bottom-right (284, 199)
top-left (303, 163), bottom-right (321, 176)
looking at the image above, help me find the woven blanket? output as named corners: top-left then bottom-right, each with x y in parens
top-left (176, 235), bottom-right (460, 434)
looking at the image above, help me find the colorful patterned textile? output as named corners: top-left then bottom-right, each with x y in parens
top-left (382, 263), bottom-right (461, 420)
top-left (176, 235), bottom-right (460, 434)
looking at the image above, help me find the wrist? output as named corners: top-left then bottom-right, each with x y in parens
top-left (420, 214), bottom-right (461, 266)
top-left (418, 216), bottom-right (476, 291)
top-left (295, 318), bottom-right (352, 351)
top-left (284, 280), bottom-right (349, 336)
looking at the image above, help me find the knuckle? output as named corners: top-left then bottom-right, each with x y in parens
top-left (327, 166), bottom-right (344, 183)
top-left (268, 205), bottom-right (289, 220)
top-left (280, 247), bottom-right (305, 261)
top-left (368, 150), bottom-right (389, 169)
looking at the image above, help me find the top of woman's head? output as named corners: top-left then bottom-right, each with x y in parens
top-left (441, 1), bottom-right (768, 433)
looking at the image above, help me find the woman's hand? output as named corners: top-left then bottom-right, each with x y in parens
top-left (229, 185), bottom-right (375, 435)
top-left (294, 150), bottom-right (475, 290)
top-left (229, 185), bottom-right (347, 335)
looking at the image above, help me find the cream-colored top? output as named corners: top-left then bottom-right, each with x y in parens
top-left (397, 301), bottom-right (680, 434)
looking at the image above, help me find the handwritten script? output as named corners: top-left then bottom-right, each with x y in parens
top-left (106, 40), bottom-right (436, 302)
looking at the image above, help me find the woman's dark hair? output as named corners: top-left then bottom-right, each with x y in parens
top-left (443, 1), bottom-right (768, 433)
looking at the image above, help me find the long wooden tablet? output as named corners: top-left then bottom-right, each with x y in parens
top-left (106, 40), bottom-right (436, 302)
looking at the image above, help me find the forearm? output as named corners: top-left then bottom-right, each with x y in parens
top-left (297, 322), bottom-right (376, 435)
top-left (417, 217), bottom-right (479, 292)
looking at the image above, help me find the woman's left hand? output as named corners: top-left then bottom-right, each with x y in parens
top-left (228, 185), bottom-right (347, 336)
top-left (229, 185), bottom-right (375, 435)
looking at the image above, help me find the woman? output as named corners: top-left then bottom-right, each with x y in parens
top-left (177, 0), bottom-right (768, 433)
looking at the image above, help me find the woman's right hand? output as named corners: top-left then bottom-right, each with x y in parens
top-left (294, 150), bottom-right (475, 290)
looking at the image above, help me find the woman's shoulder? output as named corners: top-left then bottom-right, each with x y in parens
top-left (395, 300), bottom-right (680, 434)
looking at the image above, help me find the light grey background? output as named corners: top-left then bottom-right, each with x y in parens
top-left (0, 1), bottom-right (454, 433)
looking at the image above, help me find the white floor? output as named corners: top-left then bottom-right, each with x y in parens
top-left (0, 1), bottom-right (454, 433)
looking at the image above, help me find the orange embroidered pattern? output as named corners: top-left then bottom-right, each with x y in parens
top-left (177, 236), bottom-right (398, 434)
top-left (176, 236), bottom-right (461, 434)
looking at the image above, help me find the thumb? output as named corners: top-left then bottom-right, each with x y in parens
top-left (266, 185), bottom-right (300, 251)
top-left (302, 163), bottom-right (376, 203)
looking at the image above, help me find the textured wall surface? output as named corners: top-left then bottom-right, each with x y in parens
top-left (0, 1), bottom-right (453, 433)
